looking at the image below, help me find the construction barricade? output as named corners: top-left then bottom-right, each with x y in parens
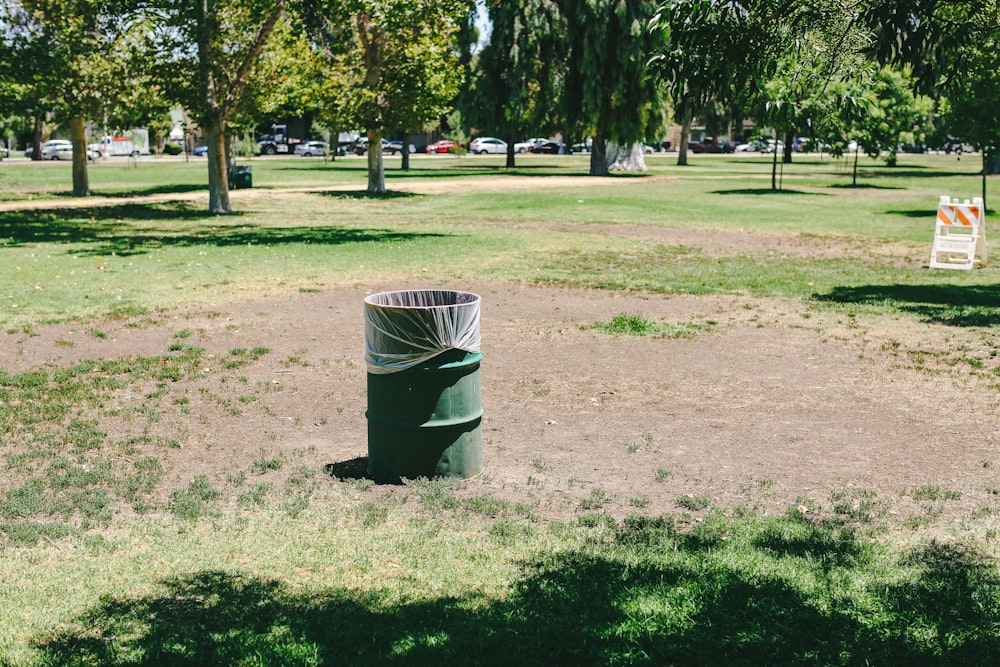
top-left (929, 196), bottom-right (988, 270)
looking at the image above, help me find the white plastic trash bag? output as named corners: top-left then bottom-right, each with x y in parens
top-left (364, 290), bottom-right (481, 373)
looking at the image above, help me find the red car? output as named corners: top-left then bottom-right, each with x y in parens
top-left (426, 140), bottom-right (459, 154)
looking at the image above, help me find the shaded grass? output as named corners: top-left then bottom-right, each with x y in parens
top-left (5, 507), bottom-right (997, 665)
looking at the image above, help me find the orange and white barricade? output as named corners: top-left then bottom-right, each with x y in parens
top-left (929, 196), bottom-right (987, 270)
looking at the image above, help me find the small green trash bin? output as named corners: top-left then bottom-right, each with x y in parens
top-left (364, 290), bottom-right (483, 483)
top-left (231, 165), bottom-right (252, 189)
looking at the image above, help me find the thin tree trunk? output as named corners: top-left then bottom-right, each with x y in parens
top-left (31, 116), bottom-right (43, 161)
top-left (506, 130), bottom-right (516, 169)
top-left (772, 139), bottom-right (778, 190)
top-left (367, 128), bottom-right (385, 194)
top-left (401, 134), bottom-right (410, 171)
top-left (677, 109), bottom-right (692, 166)
top-left (70, 115), bottom-right (89, 197)
top-left (206, 117), bottom-right (232, 214)
top-left (983, 152), bottom-right (988, 213)
top-left (782, 129), bottom-right (793, 164)
top-left (852, 142), bottom-right (859, 187)
top-left (590, 133), bottom-right (609, 176)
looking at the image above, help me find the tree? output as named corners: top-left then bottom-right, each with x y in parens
top-left (0, 0), bottom-right (123, 196)
top-left (559, 0), bottom-right (662, 176)
top-left (140, 0), bottom-right (287, 213)
top-left (468, 0), bottom-right (567, 169)
top-left (649, 0), bottom-right (753, 166)
top-left (864, 0), bottom-right (1000, 203)
top-left (304, 0), bottom-right (467, 194)
top-left (848, 66), bottom-right (931, 168)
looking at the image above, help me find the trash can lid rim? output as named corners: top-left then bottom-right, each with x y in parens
top-left (364, 289), bottom-right (481, 309)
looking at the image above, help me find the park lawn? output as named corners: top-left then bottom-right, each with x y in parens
top-left (1, 153), bottom-right (999, 665)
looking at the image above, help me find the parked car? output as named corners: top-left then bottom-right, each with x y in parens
top-left (386, 140), bottom-right (414, 155)
top-left (354, 138), bottom-right (391, 155)
top-left (572, 139), bottom-right (592, 153)
top-left (763, 139), bottom-right (785, 153)
top-left (529, 140), bottom-right (567, 154)
top-left (51, 144), bottom-right (100, 161)
top-left (25, 139), bottom-right (72, 159)
top-left (943, 137), bottom-right (974, 154)
top-left (690, 137), bottom-right (736, 153)
top-left (294, 140), bottom-right (327, 157)
top-left (192, 145), bottom-right (208, 157)
top-left (426, 139), bottom-right (459, 154)
top-left (735, 139), bottom-right (767, 152)
top-left (514, 137), bottom-right (545, 153)
top-left (0, 146), bottom-right (8, 159)
top-left (469, 137), bottom-right (508, 154)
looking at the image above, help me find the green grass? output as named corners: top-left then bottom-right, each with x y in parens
top-left (1, 505), bottom-right (998, 665)
top-left (2, 154), bottom-right (1000, 664)
top-left (586, 313), bottom-right (705, 338)
top-left (2, 153), bottom-right (997, 330)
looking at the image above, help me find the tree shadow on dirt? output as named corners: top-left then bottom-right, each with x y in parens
top-left (31, 519), bottom-right (1000, 665)
top-left (0, 203), bottom-right (448, 257)
top-left (815, 283), bottom-right (1000, 326)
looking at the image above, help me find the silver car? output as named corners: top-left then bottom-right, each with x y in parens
top-left (26, 140), bottom-right (71, 159)
top-left (51, 144), bottom-right (100, 161)
top-left (469, 137), bottom-right (508, 154)
top-left (294, 140), bottom-right (327, 157)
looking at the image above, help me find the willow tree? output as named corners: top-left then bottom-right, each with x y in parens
top-left (555, 0), bottom-right (662, 176)
top-left (469, 0), bottom-right (567, 169)
top-left (303, 0), bottom-right (467, 194)
top-left (0, 0), bottom-right (124, 196)
top-left (141, 0), bottom-right (286, 213)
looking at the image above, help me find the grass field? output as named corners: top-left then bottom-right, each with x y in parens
top-left (1, 152), bottom-right (999, 665)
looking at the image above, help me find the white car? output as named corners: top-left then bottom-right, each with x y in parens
top-left (51, 144), bottom-right (100, 161)
top-left (26, 139), bottom-right (71, 159)
top-left (514, 137), bottom-right (545, 153)
top-left (469, 137), bottom-right (508, 154)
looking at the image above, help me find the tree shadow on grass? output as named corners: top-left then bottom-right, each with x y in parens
top-left (886, 207), bottom-right (996, 219)
top-left (829, 183), bottom-right (905, 190)
top-left (712, 188), bottom-right (824, 196)
top-left (32, 518), bottom-right (1000, 665)
top-left (315, 189), bottom-right (419, 199)
top-left (815, 283), bottom-right (1000, 326)
top-left (0, 202), bottom-right (449, 257)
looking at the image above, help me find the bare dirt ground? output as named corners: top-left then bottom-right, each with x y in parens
top-left (4, 275), bottom-right (999, 534)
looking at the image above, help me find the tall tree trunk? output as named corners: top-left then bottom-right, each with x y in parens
top-left (206, 117), bottom-right (232, 214)
top-left (69, 115), bottom-right (89, 197)
top-left (367, 128), bottom-right (385, 194)
top-left (677, 109), bottom-right (692, 166)
top-left (590, 133), bottom-right (608, 176)
top-left (401, 134), bottom-right (410, 171)
top-left (225, 133), bottom-right (236, 186)
top-left (782, 129), bottom-right (793, 164)
top-left (772, 139), bottom-right (779, 190)
top-left (852, 142), bottom-right (860, 187)
top-left (983, 152), bottom-right (989, 214)
top-left (31, 115), bottom-right (43, 162)
top-left (506, 130), bottom-right (516, 169)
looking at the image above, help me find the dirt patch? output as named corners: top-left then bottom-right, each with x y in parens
top-left (4, 281), bottom-right (998, 533)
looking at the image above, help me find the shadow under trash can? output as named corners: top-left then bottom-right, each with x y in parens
top-left (364, 289), bottom-right (483, 483)
top-left (231, 165), bottom-right (252, 189)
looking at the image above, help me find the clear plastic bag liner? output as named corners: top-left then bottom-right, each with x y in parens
top-left (364, 290), bottom-right (481, 373)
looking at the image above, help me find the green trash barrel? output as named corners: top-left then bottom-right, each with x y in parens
top-left (231, 165), bottom-right (252, 189)
top-left (364, 290), bottom-right (483, 483)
